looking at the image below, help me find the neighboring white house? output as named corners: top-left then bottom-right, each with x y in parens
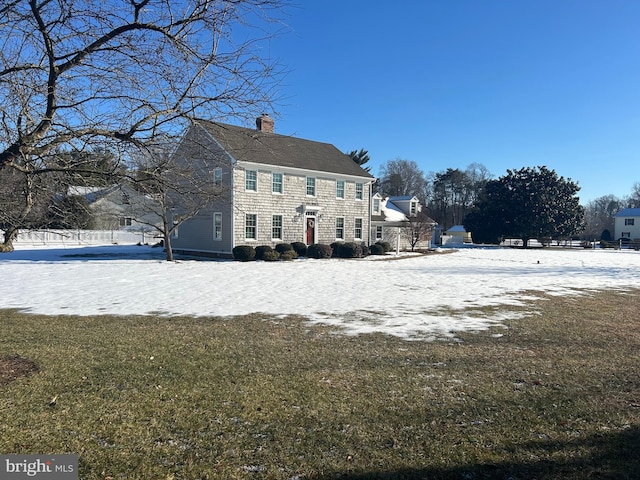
top-left (68, 185), bottom-right (162, 233)
top-left (170, 115), bottom-right (375, 257)
top-left (370, 194), bottom-right (436, 251)
top-left (614, 208), bottom-right (640, 242)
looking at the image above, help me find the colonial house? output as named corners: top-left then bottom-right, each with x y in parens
top-left (370, 194), bottom-right (436, 251)
top-left (170, 115), bottom-right (375, 257)
top-left (614, 208), bottom-right (640, 242)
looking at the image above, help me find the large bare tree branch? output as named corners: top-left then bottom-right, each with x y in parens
top-left (1, 0), bottom-right (288, 169)
top-left (0, 0), bottom-right (289, 251)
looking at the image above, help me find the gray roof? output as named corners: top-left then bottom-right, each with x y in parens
top-left (615, 208), bottom-right (640, 217)
top-left (198, 120), bottom-right (373, 179)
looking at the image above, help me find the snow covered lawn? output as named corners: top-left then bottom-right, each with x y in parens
top-left (2, 244), bottom-right (639, 340)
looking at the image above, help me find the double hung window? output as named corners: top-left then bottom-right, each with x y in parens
top-left (245, 214), bottom-right (257, 239)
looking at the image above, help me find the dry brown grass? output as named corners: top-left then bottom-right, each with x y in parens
top-left (1, 289), bottom-right (639, 479)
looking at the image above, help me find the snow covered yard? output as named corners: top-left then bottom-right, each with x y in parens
top-left (2, 244), bottom-right (639, 340)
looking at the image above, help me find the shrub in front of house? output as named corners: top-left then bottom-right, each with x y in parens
top-left (279, 251), bottom-right (296, 261)
top-left (291, 241), bottom-right (307, 257)
top-left (275, 243), bottom-right (297, 258)
top-left (369, 243), bottom-right (385, 255)
top-left (376, 241), bottom-right (392, 253)
top-left (262, 249), bottom-right (281, 261)
top-left (361, 243), bottom-right (370, 256)
top-left (333, 242), bottom-right (363, 258)
top-left (255, 245), bottom-right (274, 260)
top-left (232, 245), bottom-right (256, 262)
top-left (307, 243), bottom-right (333, 259)
top-left (330, 242), bottom-right (343, 257)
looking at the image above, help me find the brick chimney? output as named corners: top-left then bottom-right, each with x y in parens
top-left (256, 113), bottom-right (274, 133)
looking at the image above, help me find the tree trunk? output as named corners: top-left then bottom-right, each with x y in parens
top-left (1, 228), bottom-right (18, 252)
top-left (162, 217), bottom-right (174, 262)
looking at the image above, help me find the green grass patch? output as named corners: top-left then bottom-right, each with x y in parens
top-left (1, 290), bottom-right (639, 479)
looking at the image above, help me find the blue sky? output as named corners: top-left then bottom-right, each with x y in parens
top-left (265, 0), bottom-right (640, 204)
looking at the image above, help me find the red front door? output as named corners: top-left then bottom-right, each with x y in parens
top-left (306, 217), bottom-right (315, 245)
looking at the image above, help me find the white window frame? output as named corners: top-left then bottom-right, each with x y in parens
top-left (625, 218), bottom-right (635, 226)
top-left (214, 212), bottom-right (222, 240)
top-left (410, 201), bottom-right (417, 216)
top-left (272, 214), bottom-right (283, 240)
top-left (375, 225), bottom-right (383, 240)
top-left (355, 182), bottom-right (363, 200)
top-left (245, 213), bottom-right (257, 240)
top-left (119, 217), bottom-right (133, 227)
top-left (213, 168), bottom-right (223, 186)
top-left (272, 172), bottom-right (283, 194)
top-left (245, 170), bottom-right (257, 191)
top-left (354, 218), bottom-right (363, 240)
top-left (336, 180), bottom-right (345, 199)
top-left (373, 198), bottom-right (380, 214)
top-left (336, 217), bottom-right (345, 240)
top-left (306, 177), bottom-right (316, 196)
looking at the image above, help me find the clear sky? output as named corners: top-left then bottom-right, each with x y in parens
top-left (264, 0), bottom-right (640, 205)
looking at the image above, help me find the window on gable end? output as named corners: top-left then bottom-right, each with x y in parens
top-left (373, 197), bottom-right (380, 214)
top-left (214, 212), bottom-right (222, 240)
top-left (213, 168), bottom-right (223, 186)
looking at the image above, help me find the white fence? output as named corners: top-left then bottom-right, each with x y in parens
top-left (3, 229), bottom-right (158, 246)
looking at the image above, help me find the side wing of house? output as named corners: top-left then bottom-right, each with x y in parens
top-left (370, 195), bottom-right (435, 250)
top-left (169, 124), bottom-right (235, 257)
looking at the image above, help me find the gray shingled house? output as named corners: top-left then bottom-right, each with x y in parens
top-left (170, 115), bottom-right (375, 257)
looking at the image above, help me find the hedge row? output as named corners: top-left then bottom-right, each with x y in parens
top-left (233, 241), bottom-right (391, 261)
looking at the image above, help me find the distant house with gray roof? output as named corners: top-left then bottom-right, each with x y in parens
top-left (170, 115), bottom-right (374, 257)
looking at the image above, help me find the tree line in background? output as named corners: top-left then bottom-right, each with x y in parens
top-left (352, 152), bottom-right (640, 245)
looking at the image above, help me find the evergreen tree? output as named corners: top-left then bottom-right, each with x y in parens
top-left (464, 166), bottom-right (584, 247)
top-left (347, 149), bottom-right (372, 173)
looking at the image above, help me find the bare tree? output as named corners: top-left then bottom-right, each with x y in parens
top-left (583, 194), bottom-right (623, 240)
top-left (0, 0), bottom-right (287, 250)
top-left (0, 165), bottom-right (50, 249)
top-left (128, 144), bottom-right (225, 261)
top-left (401, 212), bottom-right (435, 252)
top-left (377, 159), bottom-right (428, 200)
top-left (628, 182), bottom-right (640, 208)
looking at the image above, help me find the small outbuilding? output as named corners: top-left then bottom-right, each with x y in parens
top-left (442, 225), bottom-right (472, 245)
